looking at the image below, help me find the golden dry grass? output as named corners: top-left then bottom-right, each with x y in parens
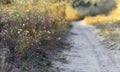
top-left (0, 0), bottom-right (80, 21)
top-left (85, 0), bottom-right (120, 24)
top-left (65, 4), bottom-right (79, 20)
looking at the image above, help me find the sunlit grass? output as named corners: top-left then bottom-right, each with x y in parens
top-left (85, 0), bottom-right (120, 24)
top-left (65, 3), bottom-right (79, 20)
top-left (0, 0), bottom-right (80, 21)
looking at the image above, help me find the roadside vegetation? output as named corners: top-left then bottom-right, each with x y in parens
top-left (97, 24), bottom-right (120, 50)
top-left (85, 0), bottom-right (120, 24)
top-left (0, 0), bottom-right (72, 72)
top-left (84, 0), bottom-right (120, 50)
top-left (71, 0), bottom-right (116, 20)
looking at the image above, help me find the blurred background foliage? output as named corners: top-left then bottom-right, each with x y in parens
top-left (71, 0), bottom-right (116, 19)
top-left (85, 0), bottom-right (120, 25)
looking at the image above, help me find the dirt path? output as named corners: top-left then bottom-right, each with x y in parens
top-left (53, 21), bottom-right (120, 72)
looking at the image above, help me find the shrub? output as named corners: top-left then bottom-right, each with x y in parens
top-left (85, 0), bottom-right (120, 25)
top-left (70, 0), bottom-right (116, 19)
top-left (0, 1), bottom-right (70, 72)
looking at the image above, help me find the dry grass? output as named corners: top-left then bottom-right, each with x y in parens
top-left (85, 0), bottom-right (120, 24)
top-left (65, 3), bottom-right (79, 20)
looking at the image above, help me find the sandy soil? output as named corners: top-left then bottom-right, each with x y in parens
top-left (53, 21), bottom-right (120, 72)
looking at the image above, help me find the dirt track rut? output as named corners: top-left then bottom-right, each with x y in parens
top-left (53, 21), bottom-right (120, 72)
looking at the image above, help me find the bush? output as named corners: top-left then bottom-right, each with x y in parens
top-left (85, 0), bottom-right (120, 25)
top-left (71, 0), bottom-right (116, 19)
top-left (0, 1), bottom-right (70, 72)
